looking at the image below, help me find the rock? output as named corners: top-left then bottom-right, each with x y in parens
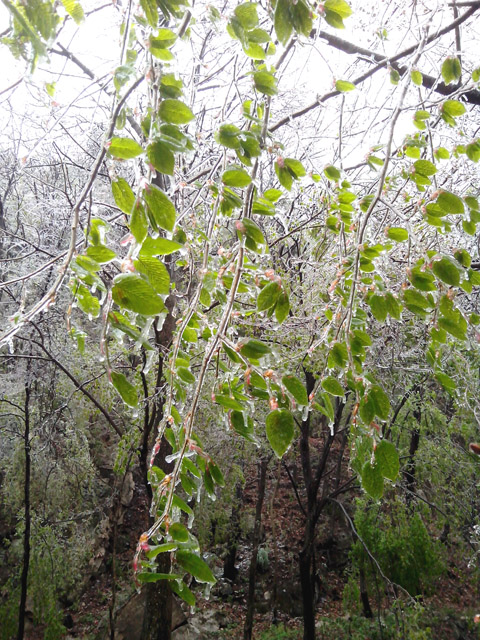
top-left (113, 590), bottom-right (186, 640)
top-left (121, 471), bottom-right (135, 507)
top-left (213, 578), bottom-right (233, 598)
top-left (172, 609), bottom-right (227, 640)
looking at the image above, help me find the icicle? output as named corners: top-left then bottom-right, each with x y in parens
top-left (329, 422), bottom-right (334, 436)
top-left (90, 283), bottom-right (97, 294)
top-left (88, 313), bottom-right (93, 321)
top-left (203, 583), bottom-right (212, 600)
top-left (143, 349), bottom-right (156, 375)
top-left (165, 451), bottom-right (182, 464)
top-left (8, 339), bottom-right (14, 354)
top-left (302, 405), bottom-right (310, 422)
top-left (187, 511), bottom-right (195, 529)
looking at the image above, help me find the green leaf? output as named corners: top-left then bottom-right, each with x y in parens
top-left (61, 0), bottom-right (84, 24)
top-left (385, 292), bottom-right (401, 320)
top-left (369, 295), bottom-right (387, 322)
top-left (216, 124), bottom-right (241, 149)
top-left (75, 284), bottom-right (100, 317)
top-left (275, 291), bottom-right (290, 324)
top-left (374, 440), bottom-right (399, 481)
top-left (433, 257), bottom-right (460, 286)
top-left (112, 178), bottom-right (136, 214)
top-left (266, 409), bottom-right (295, 458)
top-left (413, 159), bottom-right (436, 177)
top-left (231, 411), bottom-right (256, 442)
top-left (370, 385), bottom-right (390, 420)
top-left (258, 281), bottom-right (281, 311)
top-left (147, 140), bottom-right (175, 175)
top-left (134, 256), bottom-right (170, 294)
top-left (321, 376), bottom-right (344, 397)
top-left (159, 100), bottom-right (194, 125)
top-left (143, 185), bottom-right (176, 232)
top-left (324, 165), bottom-right (341, 181)
top-left (438, 309), bottom-right (467, 340)
top-left (437, 191), bottom-right (465, 214)
top-left (234, 2), bottom-right (258, 29)
top-left (408, 268), bottom-right (436, 292)
top-left (325, 0), bottom-right (353, 19)
top-left (170, 522), bottom-right (189, 542)
top-left (386, 227), bottom-right (408, 243)
top-left (240, 339), bottom-right (271, 359)
top-left (335, 80), bottom-right (356, 92)
top-left (139, 237), bottom-right (183, 256)
top-left (140, 0), bottom-right (158, 26)
top-left (435, 371), bottom-right (456, 392)
top-left (176, 550), bottom-right (216, 584)
top-left (361, 462), bottom-right (384, 500)
top-left (359, 394), bottom-right (375, 425)
top-left (111, 371), bottom-right (138, 407)
top-left (170, 580), bottom-right (196, 606)
top-left (284, 158), bottom-right (306, 179)
top-left (222, 166), bottom-right (252, 188)
top-left (411, 69), bottom-right (423, 86)
top-left (149, 28), bottom-right (177, 55)
top-left (253, 71), bottom-right (278, 96)
top-left (282, 374), bottom-right (308, 406)
top-left (242, 219), bottom-right (265, 244)
top-left (130, 203), bottom-right (148, 243)
top-left (137, 572), bottom-right (182, 583)
top-left (112, 274), bottom-right (165, 315)
top-left (86, 245), bottom-right (116, 264)
top-left (214, 394), bottom-right (244, 412)
top-left (442, 99), bottom-right (466, 118)
top-left (177, 367), bottom-right (195, 384)
top-left (108, 137), bottom-right (143, 160)
top-left (275, 163), bottom-right (293, 191)
top-left (441, 56), bottom-right (461, 85)
top-left (328, 342), bottom-right (348, 369)
top-left (274, 0), bottom-right (293, 45)
top-left (466, 140), bottom-right (480, 163)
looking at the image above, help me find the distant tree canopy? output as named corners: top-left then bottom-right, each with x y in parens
top-left (2, 0), bottom-right (480, 638)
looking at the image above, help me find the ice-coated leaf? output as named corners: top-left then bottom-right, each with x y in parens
top-left (112, 274), bottom-right (165, 315)
top-left (258, 281), bottom-right (281, 311)
top-left (86, 245), bottom-right (116, 264)
top-left (274, 0), bottom-right (293, 45)
top-left (112, 178), bottom-right (135, 214)
top-left (374, 440), bottom-right (399, 481)
top-left (433, 257), bottom-right (460, 287)
top-left (234, 2), bottom-right (258, 29)
top-left (437, 191), bottom-right (465, 215)
top-left (282, 374), bottom-right (308, 406)
top-left (169, 522), bottom-right (189, 542)
top-left (143, 184), bottom-right (176, 232)
top-left (370, 385), bottom-right (390, 421)
top-left (335, 80), bottom-right (356, 92)
top-left (275, 291), bottom-right (290, 324)
top-left (140, 237), bottom-right (183, 256)
top-left (159, 99), bottom-right (194, 125)
top-left (134, 256), bottom-right (170, 294)
top-left (108, 137), bottom-right (143, 160)
top-left (222, 166), bottom-right (252, 188)
top-left (321, 376), bottom-right (344, 396)
top-left (111, 371), bottom-right (138, 407)
top-left (361, 461), bottom-right (384, 500)
top-left (176, 550), bottom-right (216, 584)
top-left (266, 409), bottom-right (295, 458)
top-left (147, 140), bottom-right (175, 175)
top-left (386, 227), bottom-right (408, 242)
top-left (441, 56), bottom-right (461, 85)
top-left (240, 339), bottom-right (271, 359)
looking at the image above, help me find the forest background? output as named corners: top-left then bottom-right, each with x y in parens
top-left (2, 0), bottom-right (480, 639)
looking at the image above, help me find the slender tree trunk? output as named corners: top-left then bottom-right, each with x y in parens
top-left (359, 565), bottom-right (373, 618)
top-left (17, 380), bottom-right (31, 640)
top-left (141, 554), bottom-right (172, 640)
top-left (243, 458), bottom-right (268, 640)
top-left (223, 482), bottom-right (243, 581)
top-left (299, 517), bottom-right (316, 640)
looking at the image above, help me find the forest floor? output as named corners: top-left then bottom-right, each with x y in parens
top-left (24, 454), bottom-right (480, 640)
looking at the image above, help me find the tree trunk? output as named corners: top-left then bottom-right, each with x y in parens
top-left (224, 482), bottom-right (243, 581)
top-left (243, 458), bottom-right (268, 640)
top-left (17, 380), bottom-right (31, 640)
top-left (299, 518), bottom-right (316, 640)
top-left (359, 565), bottom-right (373, 618)
top-left (141, 553), bottom-right (173, 640)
